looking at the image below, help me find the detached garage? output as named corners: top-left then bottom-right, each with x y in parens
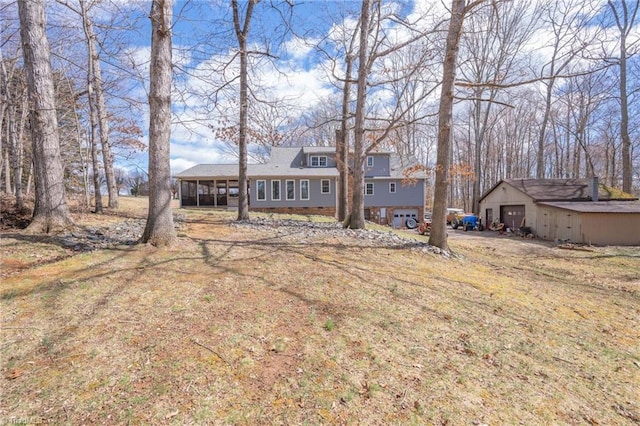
top-left (479, 178), bottom-right (640, 246)
top-left (536, 201), bottom-right (640, 246)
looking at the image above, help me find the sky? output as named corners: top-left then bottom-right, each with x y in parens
top-left (134, 0), bottom-right (632, 176)
top-left (116, 0), bottom-right (451, 175)
top-left (3, 0), bottom-right (635, 177)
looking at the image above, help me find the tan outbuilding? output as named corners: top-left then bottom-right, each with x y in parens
top-left (478, 178), bottom-right (640, 246)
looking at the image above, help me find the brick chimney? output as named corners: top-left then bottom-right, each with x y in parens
top-left (589, 176), bottom-right (599, 201)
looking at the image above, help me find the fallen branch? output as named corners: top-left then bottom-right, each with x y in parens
top-left (552, 356), bottom-right (575, 365)
top-left (558, 244), bottom-right (595, 252)
top-left (190, 338), bottom-right (228, 364)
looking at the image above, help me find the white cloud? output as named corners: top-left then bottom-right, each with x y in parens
top-left (170, 158), bottom-right (197, 174)
top-left (283, 36), bottom-right (318, 60)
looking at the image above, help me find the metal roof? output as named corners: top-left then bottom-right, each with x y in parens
top-left (538, 201), bottom-right (640, 213)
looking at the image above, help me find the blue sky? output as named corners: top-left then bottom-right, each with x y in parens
top-left (4, 0), bottom-right (633, 177)
top-left (117, 0), bottom-right (370, 173)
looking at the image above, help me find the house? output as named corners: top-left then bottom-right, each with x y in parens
top-left (478, 177), bottom-right (640, 245)
top-left (175, 146), bottom-right (428, 227)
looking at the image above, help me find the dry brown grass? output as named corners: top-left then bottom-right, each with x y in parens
top-left (1, 196), bottom-right (639, 425)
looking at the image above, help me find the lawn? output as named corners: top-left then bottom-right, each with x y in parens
top-left (1, 197), bottom-right (639, 425)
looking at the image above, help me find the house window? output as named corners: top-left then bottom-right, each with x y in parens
top-left (286, 180), bottom-right (295, 200)
top-left (365, 182), bottom-right (374, 196)
top-left (310, 155), bottom-right (327, 167)
top-left (257, 180), bottom-right (266, 201)
top-left (367, 156), bottom-right (374, 167)
top-left (300, 180), bottom-right (310, 200)
top-left (271, 180), bottom-right (281, 201)
top-left (389, 182), bottom-right (396, 193)
top-left (321, 179), bottom-right (330, 194)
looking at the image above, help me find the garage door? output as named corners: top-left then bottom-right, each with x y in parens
top-left (500, 205), bottom-right (525, 231)
top-left (392, 209), bottom-right (418, 228)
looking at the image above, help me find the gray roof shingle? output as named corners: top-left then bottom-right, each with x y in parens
top-left (538, 201), bottom-right (640, 213)
top-left (499, 178), bottom-right (637, 201)
top-left (175, 147), bottom-right (425, 180)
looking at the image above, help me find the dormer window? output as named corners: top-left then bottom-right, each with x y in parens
top-left (366, 156), bottom-right (374, 167)
top-left (310, 155), bottom-right (327, 167)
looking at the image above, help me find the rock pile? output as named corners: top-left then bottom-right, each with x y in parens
top-left (232, 217), bottom-right (447, 256)
top-left (58, 219), bottom-right (147, 251)
top-left (51, 215), bottom-right (447, 256)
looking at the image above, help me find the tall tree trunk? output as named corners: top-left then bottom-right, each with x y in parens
top-left (608, 0), bottom-right (637, 193)
top-left (65, 75), bottom-right (91, 208)
top-left (536, 77), bottom-right (555, 179)
top-left (80, 2), bottom-right (103, 213)
top-left (232, 0), bottom-right (256, 221)
top-left (3, 145), bottom-right (11, 194)
top-left (1, 50), bottom-right (11, 196)
top-left (337, 54), bottom-right (353, 222)
top-left (89, 99), bottom-right (103, 213)
top-left (18, 0), bottom-right (73, 233)
top-left (429, 0), bottom-right (467, 251)
top-left (142, 0), bottom-right (175, 246)
top-left (9, 90), bottom-right (28, 210)
top-left (79, 0), bottom-right (119, 208)
top-left (349, 0), bottom-right (371, 230)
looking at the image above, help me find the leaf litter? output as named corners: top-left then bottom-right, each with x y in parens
top-left (1, 197), bottom-right (639, 424)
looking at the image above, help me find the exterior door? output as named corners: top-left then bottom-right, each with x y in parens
top-left (500, 205), bottom-right (525, 231)
top-left (485, 208), bottom-right (493, 226)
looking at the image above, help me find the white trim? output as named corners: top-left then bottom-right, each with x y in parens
top-left (321, 179), bottom-right (330, 194)
top-left (300, 179), bottom-right (310, 200)
top-left (389, 182), bottom-right (396, 193)
top-left (310, 155), bottom-right (327, 167)
top-left (286, 179), bottom-right (295, 200)
top-left (256, 180), bottom-right (266, 201)
top-left (271, 179), bottom-right (281, 201)
top-left (365, 182), bottom-right (374, 196)
top-left (367, 156), bottom-right (374, 167)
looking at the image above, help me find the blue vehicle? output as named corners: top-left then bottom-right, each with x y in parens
top-left (452, 214), bottom-right (484, 231)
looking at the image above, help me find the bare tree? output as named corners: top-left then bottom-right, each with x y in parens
top-left (55, 0), bottom-right (119, 209)
top-left (232, 0), bottom-right (257, 221)
top-left (607, 0), bottom-right (639, 193)
top-left (79, 0), bottom-right (118, 208)
top-left (348, 1), bottom-right (442, 229)
top-left (349, 0), bottom-right (372, 230)
top-left (534, 0), bottom-right (595, 178)
top-left (337, 51), bottom-right (355, 222)
top-left (18, 0), bottom-right (73, 233)
top-left (141, 0), bottom-right (175, 246)
top-left (315, 12), bottom-right (360, 222)
top-left (429, 0), bottom-right (483, 250)
top-left (458, 0), bottom-right (540, 212)
top-left (1, 45), bottom-right (29, 210)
